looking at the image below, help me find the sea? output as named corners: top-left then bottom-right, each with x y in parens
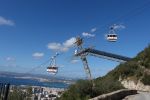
top-left (0, 76), bottom-right (69, 88)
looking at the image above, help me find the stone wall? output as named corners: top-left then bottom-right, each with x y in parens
top-left (89, 89), bottom-right (137, 100)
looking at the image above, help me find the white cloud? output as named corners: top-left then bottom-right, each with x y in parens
top-left (63, 37), bottom-right (76, 48)
top-left (91, 28), bottom-right (97, 33)
top-left (32, 52), bottom-right (44, 59)
top-left (112, 24), bottom-right (125, 30)
top-left (6, 57), bottom-right (15, 62)
top-left (60, 47), bottom-right (69, 52)
top-left (3, 57), bottom-right (18, 68)
top-left (0, 16), bottom-right (15, 26)
top-left (71, 59), bottom-right (79, 64)
top-left (82, 32), bottom-right (95, 38)
top-left (47, 42), bottom-right (68, 52)
top-left (47, 37), bottom-right (76, 52)
top-left (47, 43), bottom-right (62, 50)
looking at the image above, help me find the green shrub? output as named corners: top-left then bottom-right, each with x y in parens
top-left (60, 80), bottom-right (92, 100)
top-left (141, 74), bottom-right (150, 85)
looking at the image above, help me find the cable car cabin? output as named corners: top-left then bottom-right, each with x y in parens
top-left (107, 34), bottom-right (117, 42)
top-left (47, 66), bottom-right (58, 74)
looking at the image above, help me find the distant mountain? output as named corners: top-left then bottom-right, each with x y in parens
top-left (0, 71), bottom-right (76, 84)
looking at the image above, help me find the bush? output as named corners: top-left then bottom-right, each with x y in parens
top-left (60, 80), bottom-right (92, 100)
top-left (141, 74), bottom-right (150, 85)
top-left (59, 77), bottom-right (124, 100)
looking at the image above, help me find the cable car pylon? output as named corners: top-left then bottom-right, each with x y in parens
top-left (74, 37), bottom-right (92, 80)
top-left (74, 36), bottom-right (131, 80)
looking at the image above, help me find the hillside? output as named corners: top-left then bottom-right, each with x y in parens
top-left (59, 45), bottom-right (150, 100)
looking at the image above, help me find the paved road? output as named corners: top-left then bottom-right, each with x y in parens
top-left (123, 91), bottom-right (150, 100)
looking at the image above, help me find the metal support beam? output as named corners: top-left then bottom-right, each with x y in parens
top-left (80, 56), bottom-right (92, 80)
top-left (75, 48), bottom-right (131, 62)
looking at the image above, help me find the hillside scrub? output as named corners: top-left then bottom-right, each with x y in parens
top-left (59, 79), bottom-right (124, 100)
top-left (59, 45), bottom-right (150, 100)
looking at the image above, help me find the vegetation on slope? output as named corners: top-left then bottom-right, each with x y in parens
top-left (59, 45), bottom-right (150, 100)
top-left (8, 86), bottom-right (32, 100)
top-left (59, 79), bottom-right (123, 100)
top-left (109, 45), bottom-right (150, 83)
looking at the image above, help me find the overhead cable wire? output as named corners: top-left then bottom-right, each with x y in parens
top-left (23, 59), bottom-right (50, 75)
top-left (94, 0), bottom-right (150, 34)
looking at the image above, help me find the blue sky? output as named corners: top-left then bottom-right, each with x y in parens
top-left (0, 0), bottom-right (150, 79)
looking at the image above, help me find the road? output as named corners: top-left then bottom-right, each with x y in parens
top-left (123, 91), bottom-right (150, 100)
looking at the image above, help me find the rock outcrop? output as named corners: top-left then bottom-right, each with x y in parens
top-left (121, 80), bottom-right (150, 92)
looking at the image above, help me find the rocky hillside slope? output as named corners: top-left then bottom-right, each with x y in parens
top-left (59, 45), bottom-right (150, 100)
